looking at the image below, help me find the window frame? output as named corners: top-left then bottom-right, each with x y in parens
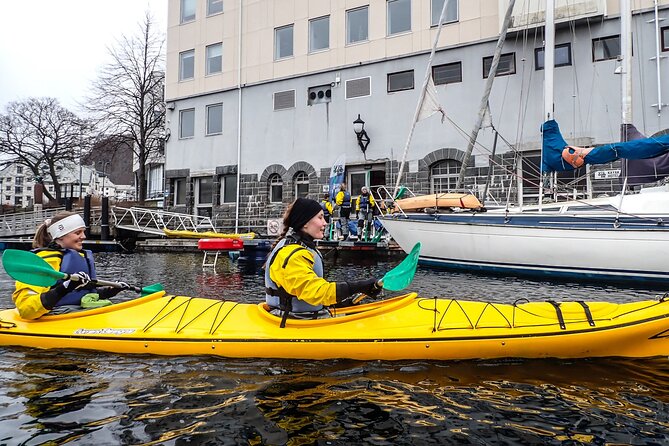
top-left (179, 108), bottom-right (195, 139)
top-left (294, 171), bottom-right (310, 198)
top-left (661, 26), bottom-right (669, 52)
top-left (268, 173), bottom-right (283, 203)
top-left (220, 174), bottom-right (237, 203)
top-left (205, 43), bottom-right (222, 75)
top-left (387, 0), bottom-right (412, 36)
top-left (179, 49), bottom-right (195, 81)
top-left (482, 52), bottom-right (516, 78)
top-left (534, 42), bottom-right (572, 70)
top-left (196, 176), bottom-right (214, 206)
top-left (180, 0), bottom-right (196, 24)
top-left (173, 178), bottom-right (187, 206)
top-left (309, 15), bottom-right (330, 53)
top-left (430, 159), bottom-right (462, 193)
top-left (274, 24), bottom-right (294, 60)
top-left (346, 6), bottom-right (369, 45)
top-left (430, 0), bottom-right (459, 27)
top-left (432, 61), bottom-right (462, 85)
top-left (207, 0), bottom-right (223, 16)
top-left (592, 35), bottom-right (621, 62)
top-left (387, 70), bottom-right (415, 93)
top-left (206, 103), bottom-right (223, 135)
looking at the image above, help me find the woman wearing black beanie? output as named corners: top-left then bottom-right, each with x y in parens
top-left (264, 197), bottom-right (381, 325)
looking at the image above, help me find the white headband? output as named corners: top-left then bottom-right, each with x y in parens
top-left (47, 214), bottom-right (86, 239)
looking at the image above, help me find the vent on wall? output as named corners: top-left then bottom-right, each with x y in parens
top-left (307, 85), bottom-right (332, 106)
top-left (345, 76), bottom-right (371, 99)
top-left (273, 90), bottom-right (296, 110)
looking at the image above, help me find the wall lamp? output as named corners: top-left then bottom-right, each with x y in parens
top-left (353, 114), bottom-right (370, 157)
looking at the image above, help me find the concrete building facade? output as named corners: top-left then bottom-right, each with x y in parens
top-left (164, 0), bottom-right (669, 233)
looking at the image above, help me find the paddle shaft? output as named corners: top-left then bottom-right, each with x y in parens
top-left (66, 273), bottom-right (141, 292)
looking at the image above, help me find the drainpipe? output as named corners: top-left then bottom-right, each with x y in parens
top-left (234, 0), bottom-right (243, 233)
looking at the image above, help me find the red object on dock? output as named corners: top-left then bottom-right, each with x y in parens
top-left (198, 238), bottom-right (244, 251)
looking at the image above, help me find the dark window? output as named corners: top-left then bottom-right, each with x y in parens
top-left (387, 70), bottom-right (414, 92)
top-left (592, 35), bottom-right (620, 61)
top-left (197, 177), bottom-right (213, 205)
top-left (294, 171), bottom-right (309, 198)
top-left (221, 174), bottom-right (237, 203)
top-left (431, 160), bottom-right (461, 193)
top-left (662, 26), bottom-right (669, 52)
top-left (535, 43), bottom-right (572, 70)
top-left (269, 174), bottom-right (283, 203)
top-left (174, 178), bottom-right (187, 206)
top-left (483, 52), bottom-right (516, 78)
top-left (432, 62), bottom-right (462, 85)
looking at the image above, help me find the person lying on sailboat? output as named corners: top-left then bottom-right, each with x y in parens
top-left (265, 198), bottom-right (381, 326)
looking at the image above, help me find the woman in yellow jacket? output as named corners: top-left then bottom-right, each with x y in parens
top-left (265, 198), bottom-right (380, 326)
top-left (12, 211), bottom-right (124, 319)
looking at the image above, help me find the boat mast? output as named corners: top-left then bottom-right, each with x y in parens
top-left (392, 0), bottom-right (450, 199)
top-left (620, 0), bottom-right (632, 135)
top-left (455, 0), bottom-right (516, 191)
top-left (539, 0), bottom-right (556, 211)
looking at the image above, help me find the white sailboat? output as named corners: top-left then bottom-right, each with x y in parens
top-left (380, 0), bottom-right (669, 285)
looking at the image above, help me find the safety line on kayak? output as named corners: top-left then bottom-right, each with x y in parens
top-left (175, 298), bottom-right (194, 332)
top-left (210, 302), bottom-right (239, 334)
top-left (177, 300), bottom-right (225, 334)
top-left (142, 296), bottom-right (190, 332)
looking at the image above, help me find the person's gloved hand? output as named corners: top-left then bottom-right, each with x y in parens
top-left (98, 282), bottom-right (130, 300)
top-left (347, 278), bottom-right (382, 297)
top-left (62, 272), bottom-right (91, 291)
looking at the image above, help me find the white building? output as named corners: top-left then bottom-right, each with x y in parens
top-left (164, 0), bottom-right (669, 230)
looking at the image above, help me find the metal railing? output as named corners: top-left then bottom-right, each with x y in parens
top-left (112, 207), bottom-right (215, 235)
top-left (0, 207), bottom-right (67, 237)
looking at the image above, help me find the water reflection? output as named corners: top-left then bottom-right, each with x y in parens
top-left (1, 252), bottom-right (669, 444)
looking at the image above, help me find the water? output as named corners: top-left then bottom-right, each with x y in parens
top-left (1, 252), bottom-right (669, 445)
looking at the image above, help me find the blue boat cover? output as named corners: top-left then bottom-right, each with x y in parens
top-left (541, 119), bottom-right (669, 173)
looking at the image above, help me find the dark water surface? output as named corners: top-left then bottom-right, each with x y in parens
top-left (1, 252), bottom-right (669, 445)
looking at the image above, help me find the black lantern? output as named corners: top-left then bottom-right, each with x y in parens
top-left (353, 114), bottom-right (370, 156)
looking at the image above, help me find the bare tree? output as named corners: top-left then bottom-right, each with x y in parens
top-left (84, 12), bottom-right (165, 203)
top-left (0, 97), bottom-right (91, 201)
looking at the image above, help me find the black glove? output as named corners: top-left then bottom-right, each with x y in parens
top-left (347, 278), bottom-right (382, 297)
top-left (97, 287), bottom-right (123, 299)
top-left (62, 272), bottom-right (91, 291)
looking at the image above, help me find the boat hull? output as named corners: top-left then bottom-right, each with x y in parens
top-left (380, 213), bottom-right (669, 284)
top-left (2, 291), bottom-right (669, 360)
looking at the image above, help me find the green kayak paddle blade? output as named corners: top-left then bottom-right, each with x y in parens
top-left (380, 242), bottom-right (421, 292)
top-left (141, 283), bottom-right (165, 296)
top-left (2, 249), bottom-right (66, 287)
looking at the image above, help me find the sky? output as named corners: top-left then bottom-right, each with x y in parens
top-left (0, 0), bottom-right (168, 112)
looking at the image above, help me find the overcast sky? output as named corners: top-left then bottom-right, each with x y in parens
top-left (0, 0), bottom-right (168, 112)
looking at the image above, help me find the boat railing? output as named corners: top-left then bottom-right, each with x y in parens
top-left (371, 185), bottom-right (416, 218)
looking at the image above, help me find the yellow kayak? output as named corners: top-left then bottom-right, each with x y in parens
top-left (2, 292), bottom-right (669, 360)
top-left (163, 229), bottom-right (256, 239)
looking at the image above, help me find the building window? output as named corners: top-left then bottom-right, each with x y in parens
top-left (535, 43), bottom-right (572, 70)
top-left (179, 50), bottom-right (195, 81)
top-left (431, 159), bottom-right (461, 193)
top-left (431, 0), bottom-right (458, 26)
top-left (387, 70), bottom-right (414, 92)
top-left (180, 0), bottom-right (195, 23)
top-left (483, 52), bottom-right (516, 78)
top-left (294, 171), bottom-right (309, 198)
top-left (206, 43), bottom-right (222, 75)
top-left (16, 166), bottom-right (23, 174)
top-left (387, 0), bottom-right (411, 36)
top-left (269, 174), bottom-right (283, 203)
top-left (14, 186), bottom-right (22, 194)
top-left (196, 177), bottom-right (213, 206)
top-left (179, 109), bottom-right (195, 139)
top-left (15, 177), bottom-right (23, 185)
top-left (346, 6), bottom-right (368, 44)
top-left (432, 62), bottom-right (462, 85)
top-left (663, 26), bottom-right (669, 51)
top-left (173, 178), bottom-right (187, 206)
top-left (592, 35), bottom-right (620, 61)
top-left (206, 103), bottom-right (223, 135)
top-left (275, 24), bottom-right (294, 60)
top-left (309, 16), bottom-right (329, 53)
top-left (207, 0), bottom-right (223, 16)
top-left (219, 174), bottom-right (236, 203)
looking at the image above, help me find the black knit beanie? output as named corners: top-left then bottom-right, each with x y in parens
top-left (286, 198), bottom-right (322, 230)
